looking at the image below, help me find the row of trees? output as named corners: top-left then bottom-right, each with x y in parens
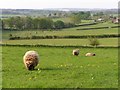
top-left (70, 11), bottom-right (91, 24)
top-left (2, 11), bottom-right (108, 30)
top-left (2, 16), bottom-right (75, 30)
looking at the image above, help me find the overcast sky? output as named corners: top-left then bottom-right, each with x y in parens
top-left (0, 0), bottom-right (119, 9)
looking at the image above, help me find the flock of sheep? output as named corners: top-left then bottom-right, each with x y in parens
top-left (23, 49), bottom-right (96, 70)
top-left (72, 49), bottom-right (96, 56)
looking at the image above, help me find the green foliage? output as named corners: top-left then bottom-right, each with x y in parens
top-left (3, 17), bottom-right (75, 30)
top-left (1, 19), bottom-right (5, 30)
top-left (9, 34), bottom-right (12, 37)
top-left (93, 12), bottom-right (104, 16)
top-left (78, 11), bottom-right (91, 20)
top-left (54, 20), bottom-right (65, 29)
top-left (40, 18), bottom-right (53, 29)
top-left (25, 16), bottom-right (33, 29)
top-left (8, 34), bottom-right (120, 40)
top-left (3, 17), bottom-right (54, 30)
top-left (70, 14), bottom-right (81, 24)
top-left (32, 18), bottom-right (54, 29)
top-left (32, 18), bottom-right (39, 29)
top-left (15, 16), bottom-right (25, 30)
top-left (64, 22), bottom-right (75, 28)
top-left (88, 37), bottom-right (100, 47)
top-left (70, 11), bottom-right (91, 24)
top-left (5, 17), bottom-right (16, 30)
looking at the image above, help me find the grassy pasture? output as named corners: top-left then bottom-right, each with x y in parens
top-left (53, 18), bottom-right (93, 24)
top-left (2, 20), bottom-right (119, 88)
top-left (53, 17), bottom-right (72, 23)
top-left (77, 22), bottom-right (118, 28)
top-left (53, 18), bottom-right (117, 27)
top-left (2, 28), bottom-right (118, 40)
top-left (2, 46), bottom-right (118, 88)
top-left (2, 38), bottom-right (118, 47)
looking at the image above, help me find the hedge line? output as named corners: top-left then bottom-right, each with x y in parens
top-left (75, 23), bottom-right (97, 27)
top-left (1, 44), bottom-right (119, 48)
top-left (3, 23), bottom-right (97, 31)
top-left (9, 34), bottom-right (120, 40)
top-left (76, 25), bottom-right (120, 30)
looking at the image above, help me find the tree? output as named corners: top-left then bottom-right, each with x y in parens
top-left (54, 13), bottom-right (57, 16)
top-left (45, 18), bottom-right (53, 29)
top-left (83, 11), bottom-right (91, 20)
top-left (47, 14), bottom-right (51, 17)
top-left (64, 22), bottom-right (75, 28)
top-left (6, 17), bottom-right (16, 30)
top-left (54, 20), bottom-right (65, 29)
top-left (14, 16), bottom-right (25, 30)
top-left (93, 12), bottom-right (104, 16)
top-left (1, 19), bottom-right (5, 30)
top-left (33, 18), bottom-right (39, 29)
top-left (88, 37), bottom-right (100, 47)
top-left (39, 18), bottom-right (53, 29)
top-left (25, 16), bottom-right (33, 29)
top-left (70, 14), bottom-right (81, 24)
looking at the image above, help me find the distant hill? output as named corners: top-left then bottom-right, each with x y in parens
top-left (0, 8), bottom-right (118, 18)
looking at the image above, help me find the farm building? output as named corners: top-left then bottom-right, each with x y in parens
top-left (97, 18), bottom-right (104, 22)
top-left (112, 18), bottom-right (120, 24)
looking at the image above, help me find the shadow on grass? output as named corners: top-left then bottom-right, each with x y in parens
top-left (32, 67), bottom-right (68, 71)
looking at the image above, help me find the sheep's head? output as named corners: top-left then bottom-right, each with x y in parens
top-left (25, 61), bottom-right (35, 70)
top-left (93, 53), bottom-right (96, 56)
top-left (23, 51), bottom-right (39, 70)
top-left (73, 49), bottom-right (80, 56)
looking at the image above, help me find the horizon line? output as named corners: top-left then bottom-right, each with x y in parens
top-left (0, 7), bottom-right (118, 10)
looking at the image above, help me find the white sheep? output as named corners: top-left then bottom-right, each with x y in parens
top-left (72, 49), bottom-right (79, 56)
top-left (23, 51), bottom-right (39, 70)
top-left (85, 53), bottom-right (96, 56)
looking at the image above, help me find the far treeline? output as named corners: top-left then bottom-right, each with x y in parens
top-left (1, 11), bottom-right (114, 30)
top-left (1, 11), bottom-right (93, 30)
top-left (2, 17), bottom-right (73, 30)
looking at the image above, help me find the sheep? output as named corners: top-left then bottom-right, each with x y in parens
top-left (72, 49), bottom-right (79, 56)
top-left (23, 51), bottom-right (39, 70)
top-left (85, 53), bottom-right (96, 56)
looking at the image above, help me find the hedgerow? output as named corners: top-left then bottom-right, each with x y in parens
top-left (9, 34), bottom-right (120, 40)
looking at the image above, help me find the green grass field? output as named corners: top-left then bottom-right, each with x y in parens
top-left (2, 28), bottom-right (118, 40)
top-left (77, 22), bottom-right (118, 28)
top-left (2, 46), bottom-right (118, 88)
top-left (53, 18), bottom-right (94, 24)
top-left (2, 20), bottom-right (119, 88)
top-left (2, 38), bottom-right (118, 47)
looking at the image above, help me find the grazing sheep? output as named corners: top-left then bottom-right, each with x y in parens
top-left (72, 49), bottom-right (79, 56)
top-left (23, 51), bottom-right (39, 70)
top-left (85, 53), bottom-right (96, 56)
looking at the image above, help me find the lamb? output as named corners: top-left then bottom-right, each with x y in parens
top-left (85, 53), bottom-right (96, 56)
top-left (23, 51), bottom-right (39, 70)
top-left (72, 49), bottom-right (79, 56)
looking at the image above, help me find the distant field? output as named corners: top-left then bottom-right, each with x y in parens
top-left (77, 22), bottom-right (118, 29)
top-left (2, 46), bottom-right (118, 88)
top-left (53, 18), bottom-right (93, 24)
top-left (2, 21), bottom-right (118, 48)
top-left (2, 28), bottom-right (118, 40)
top-left (53, 17), bottom-right (72, 23)
top-left (53, 18), bottom-right (117, 27)
top-left (2, 21), bottom-right (118, 41)
top-left (2, 38), bottom-right (118, 47)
